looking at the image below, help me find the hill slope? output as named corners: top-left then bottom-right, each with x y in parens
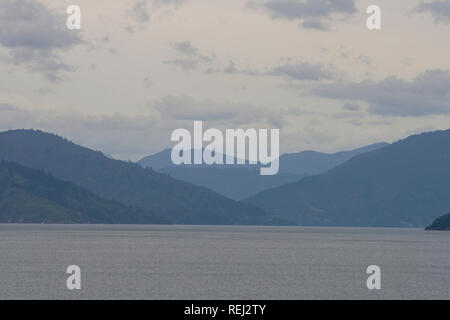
top-left (245, 130), bottom-right (450, 227)
top-left (139, 149), bottom-right (301, 200)
top-left (278, 142), bottom-right (389, 176)
top-left (158, 166), bottom-right (303, 200)
top-left (0, 130), bottom-right (271, 225)
top-left (0, 161), bottom-right (167, 224)
top-left (426, 213), bottom-right (450, 231)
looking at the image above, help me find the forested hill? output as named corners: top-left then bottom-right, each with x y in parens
top-left (0, 130), bottom-right (272, 225)
top-left (0, 161), bottom-right (168, 224)
top-left (245, 130), bottom-right (450, 227)
top-left (426, 213), bottom-right (450, 231)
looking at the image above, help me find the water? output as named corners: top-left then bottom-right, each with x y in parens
top-left (0, 224), bottom-right (449, 300)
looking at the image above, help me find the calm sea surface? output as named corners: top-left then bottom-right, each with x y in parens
top-left (0, 224), bottom-right (449, 300)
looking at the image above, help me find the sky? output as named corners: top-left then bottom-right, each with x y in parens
top-left (0, 0), bottom-right (449, 160)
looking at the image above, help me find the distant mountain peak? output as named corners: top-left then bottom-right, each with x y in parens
top-left (136, 142), bottom-right (390, 201)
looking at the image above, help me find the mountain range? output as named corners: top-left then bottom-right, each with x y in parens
top-left (0, 130), bottom-right (272, 225)
top-left (138, 143), bottom-right (388, 200)
top-left (1, 128), bottom-right (449, 227)
top-left (244, 130), bottom-right (450, 227)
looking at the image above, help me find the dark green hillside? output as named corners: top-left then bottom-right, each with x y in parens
top-left (0, 130), bottom-right (270, 225)
top-left (426, 213), bottom-right (450, 231)
top-left (0, 161), bottom-right (167, 224)
top-left (245, 130), bottom-right (450, 227)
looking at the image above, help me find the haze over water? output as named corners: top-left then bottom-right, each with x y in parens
top-left (0, 224), bottom-right (449, 300)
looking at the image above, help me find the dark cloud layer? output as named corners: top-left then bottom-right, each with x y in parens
top-left (314, 69), bottom-right (450, 117)
top-left (0, 0), bottom-right (82, 82)
top-left (249, 0), bottom-right (356, 30)
top-left (414, 0), bottom-right (450, 23)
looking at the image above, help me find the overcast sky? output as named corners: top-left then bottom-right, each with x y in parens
top-left (1, 0), bottom-right (449, 160)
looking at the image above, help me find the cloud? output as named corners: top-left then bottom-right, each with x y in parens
top-left (358, 55), bottom-right (372, 66)
top-left (129, 0), bottom-right (186, 26)
top-left (149, 94), bottom-right (301, 128)
top-left (0, 103), bottom-right (168, 160)
top-left (248, 0), bottom-right (356, 30)
top-left (269, 62), bottom-right (337, 81)
top-left (0, 103), bottom-right (18, 112)
top-left (131, 0), bottom-right (151, 23)
top-left (143, 76), bottom-right (153, 88)
top-left (0, 97), bottom-right (292, 159)
top-left (208, 59), bottom-right (342, 81)
top-left (314, 69), bottom-right (450, 116)
top-left (163, 58), bottom-right (200, 70)
top-left (151, 95), bottom-right (262, 122)
top-left (413, 0), bottom-right (450, 23)
top-left (153, 0), bottom-right (186, 8)
top-left (164, 41), bottom-right (338, 82)
top-left (300, 19), bottom-right (329, 30)
top-left (343, 103), bottom-right (361, 111)
top-left (0, 0), bottom-right (82, 82)
top-left (164, 41), bottom-right (216, 71)
top-left (173, 41), bottom-right (198, 56)
top-left (221, 59), bottom-right (339, 83)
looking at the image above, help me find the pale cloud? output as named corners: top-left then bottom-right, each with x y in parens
top-left (128, 0), bottom-right (187, 26)
top-left (0, 0), bottom-right (82, 82)
top-left (131, 0), bottom-right (150, 23)
top-left (153, 94), bottom-right (248, 121)
top-left (153, 0), bottom-right (186, 8)
top-left (150, 94), bottom-right (289, 127)
top-left (173, 41), bottom-right (198, 56)
top-left (269, 62), bottom-right (338, 81)
top-left (205, 58), bottom-right (339, 82)
top-left (164, 41), bottom-right (216, 71)
top-left (342, 103), bottom-right (361, 111)
top-left (413, 0), bottom-right (450, 23)
top-left (0, 103), bottom-right (165, 160)
top-left (248, 0), bottom-right (357, 30)
top-left (314, 69), bottom-right (450, 116)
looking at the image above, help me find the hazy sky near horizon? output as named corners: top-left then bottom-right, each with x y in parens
top-left (0, 0), bottom-right (450, 160)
